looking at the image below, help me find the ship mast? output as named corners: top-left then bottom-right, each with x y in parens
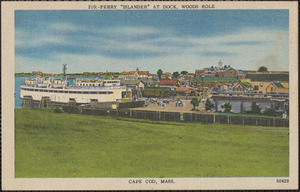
top-left (62, 64), bottom-right (67, 78)
top-left (62, 64), bottom-right (68, 87)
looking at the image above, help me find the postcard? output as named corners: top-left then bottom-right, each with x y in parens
top-left (1, 1), bottom-right (298, 190)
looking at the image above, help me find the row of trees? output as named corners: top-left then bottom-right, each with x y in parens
top-left (221, 102), bottom-right (289, 117)
top-left (220, 102), bottom-right (275, 115)
top-left (190, 98), bottom-right (215, 111)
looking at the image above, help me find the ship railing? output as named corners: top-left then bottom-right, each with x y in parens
top-left (67, 85), bottom-right (126, 90)
top-left (20, 84), bottom-right (37, 87)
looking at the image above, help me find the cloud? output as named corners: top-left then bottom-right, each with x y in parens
top-left (100, 26), bottom-right (164, 37)
top-left (15, 23), bottom-right (289, 72)
top-left (220, 41), bottom-right (269, 46)
top-left (48, 23), bottom-right (80, 33)
top-left (15, 29), bottom-right (69, 48)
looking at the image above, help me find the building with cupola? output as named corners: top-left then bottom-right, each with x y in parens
top-left (195, 60), bottom-right (241, 78)
top-left (118, 67), bottom-right (153, 80)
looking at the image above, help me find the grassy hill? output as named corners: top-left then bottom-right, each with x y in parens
top-left (15, 108), bottom-right (289, 177)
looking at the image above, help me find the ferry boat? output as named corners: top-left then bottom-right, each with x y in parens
top-left (20, 76), bottom-right (128, 107)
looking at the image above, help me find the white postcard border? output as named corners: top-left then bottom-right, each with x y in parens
top-left (1, 1), bottom-right (298, 190)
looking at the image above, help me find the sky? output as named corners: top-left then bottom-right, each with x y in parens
top-left (15, 10), bottom-right (289, 73)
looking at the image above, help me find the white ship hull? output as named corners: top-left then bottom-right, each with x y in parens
top-left (20, 85), bottom-right (127, 104)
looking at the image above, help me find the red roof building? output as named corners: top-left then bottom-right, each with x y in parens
top-left (159, 79), bottom-right (178, 85)
top-left (158, 79), bottom-right (179, 90)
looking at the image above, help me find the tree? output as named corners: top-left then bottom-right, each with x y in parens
top-left (180, 71), bottom-right (188, 75)
top-left (258, 66), bottom-right (268, 72)
top-left (221, 102), bottom-right (232, 113)
top-left (190, 98), bottom-right (200, 110)
top-left (172, 71), bottom-right (179, 79)
top-left (205, 99), bottom-right (214, 111)
top-left (285, 104), bottom-right (289, 117)
top-left (250, 102), bottom-right (261, 114)
top-left (157, 69), bottom-right (163, 80)
top-left (262, 108), bottom-right (274, 116)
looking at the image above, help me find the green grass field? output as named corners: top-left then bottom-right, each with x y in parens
top-left (15, 108), bottom-right (289, 177)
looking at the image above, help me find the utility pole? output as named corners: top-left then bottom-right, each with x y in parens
top-left (62, 64), bottom-right (67, 79)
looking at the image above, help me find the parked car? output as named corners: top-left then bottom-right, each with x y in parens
top-left (150, 98), bottom-right (157, 103)
top-left (162, 99), bottom-right (169, 104)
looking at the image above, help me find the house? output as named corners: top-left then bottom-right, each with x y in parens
top-left (232, 81), bottom-right (253, 92)
top-left (195, 69), bottom-right (205, 77)
top-left (266, 82), bottom-right (289, 93)
top-left (178, 74), bottom-right (194, 80)
top-left (161, 72), bottom-right (172, 79)
top-left (158, 79), bottom-right (179, 90)
top-left (175, 87), bottom-right (194, 96)
top-left (178, 79), bottom-right (190, 87)
top-left (243, 73), bottom-right (289, 94)
top-left (215, 67), bottom-right (238, 78)
top-left (139, 79), bottom-right (158, 87)
top-left (120, 79), bottom-right (145, 91)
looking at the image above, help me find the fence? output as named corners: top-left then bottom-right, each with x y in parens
top-left (62, 106), bottom-right (289, 127)
top-left (90, 101), bottom-right (144, 109)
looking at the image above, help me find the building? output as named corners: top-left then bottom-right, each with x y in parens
top-left (178, 74), bottom-right (194, 80)
top-left (266, 82), bottom-right (288, 93)
top-left (243, 73), bottom-right (289, 94)
top-left (210, 92), bottom-right (288, 114)
top-left (232, 81), bottom-right (253, 92)
top-left (120, 79), bottom-right (145, 91)
top-left (215, 67), bottom-right (238, 78)
top-left (195, 69), bottom-right (205, 77)
top-left (190, 77), bottom-right (239, 89)
top-left (161, 72), bottom-right (172, 79)
top-left (178, 79), bottom-right (190, 87)
top-left (118, 68), bottom-right (152, 80)
top-left (158, 79), bottom-right (179, 90)
top-left (195, 60), bottom-right (239, 78)
top-left (237, 70), bottom-right (246, 80)
top-left (175, 87), bottom-right (194, 96)
top-left (243, 70), bottom-right (289, 75)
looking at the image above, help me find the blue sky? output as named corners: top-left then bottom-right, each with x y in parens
top-left (15, 10), bottom-right (289, 73)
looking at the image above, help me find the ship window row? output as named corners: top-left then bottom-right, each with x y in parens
top-left (79, 84), bottom-right (100, 86)
top-left (105, 81), bottom-right (119, 84)
top-left (21, 88), bottom-right (113, 94)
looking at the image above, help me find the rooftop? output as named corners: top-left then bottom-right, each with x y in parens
top-left (272, 82), bottom-right (285, 88)
top-left (176, 87), bottom-right (193, 91)
top-left (245, 73), bottom-right (289, 82)
top-left (159, 79), bottom-right (178, 85)
top-left (194, 76), bottom-right (238, 82)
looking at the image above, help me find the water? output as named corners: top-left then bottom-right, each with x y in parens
top-left (15, 76), bottom-right (106, 108)
top-left (15, 76), bottom-right (31, 108)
